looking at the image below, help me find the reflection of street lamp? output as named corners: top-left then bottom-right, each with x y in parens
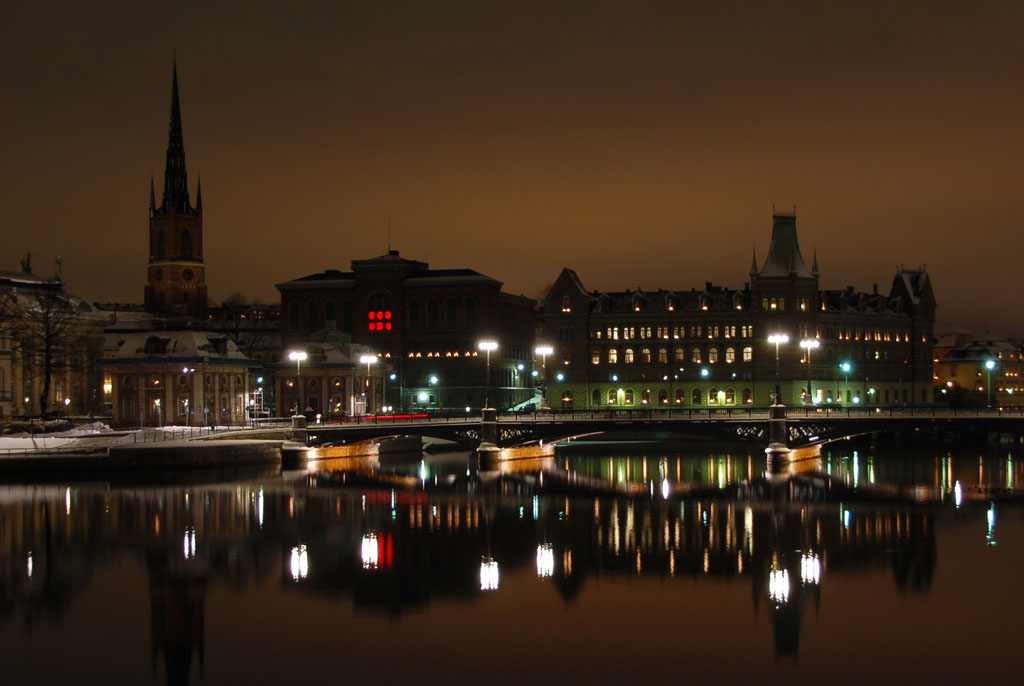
top-left (360, 354), bottom-right (377, 415)
top-left (839, 362), bottom-right (852, 404)
top-left (767, 333), bottom-right (789, 402)
top-left (535, 345), bottom-right (553, 409)
top-left (288, 351), bottom-right (307, 415)
top-left (799, 339), bottom-right (820, 405)
top-left (477, 340), bottom-right (498, 408)
top-left (985, 359), bottom-right (996, 409)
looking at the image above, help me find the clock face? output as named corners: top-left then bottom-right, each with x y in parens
top-left (155, 268), bottom-right (163, 281)
top-left (183, 269), bottom-right (194, 282)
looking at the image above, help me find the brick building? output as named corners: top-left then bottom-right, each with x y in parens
top-left (276, 250), bottom-right (535, 412)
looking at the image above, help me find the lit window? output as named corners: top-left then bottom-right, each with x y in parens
top-left (725, 347), bottom-right (735, 363)
top-left (709, 347), bottom-right (719, 364)
top-left (624, 348), bottom-right (635, 364)
top-left (640, 348), bottom-right (651, 363)
top-left (608, 348), bottom-right (618, 364)
top-left (742, 346), bottom-right (753, 362)
top-left (691, 347), bottom-right (702, 364)
top-left (591, 349), bottom-right (601, 365)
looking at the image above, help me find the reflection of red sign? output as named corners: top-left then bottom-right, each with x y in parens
top-left (379, 533), bottom-right (393, 569)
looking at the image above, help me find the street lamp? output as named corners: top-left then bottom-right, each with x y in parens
top-left (360, 354), bottom-right (377, 415)
top-left (477, 340), bottom-right (499, 408)
top-left (799, 339), bottom-right (821, 406)
top-left (985, 359), bottom-right (996, 409)
top-left (839, 362), bottom-right (852, 404)
top-left (535, 345), bottom-right (553, 409)
top-left (767, 333), bottom-right (789, 403)
top-left (288, 350), bottom-right (307, 415)
top-left (181, 366), bottom-right (195, 426)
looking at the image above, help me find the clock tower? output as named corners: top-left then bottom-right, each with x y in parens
top-left (144, 61), bottom-right (207, 319)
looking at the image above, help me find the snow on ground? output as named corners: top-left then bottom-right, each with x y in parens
top-left (0, 424), bottom-right (247, 451)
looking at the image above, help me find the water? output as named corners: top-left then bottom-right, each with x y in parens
top-left (2, 440), bottom-right (1023, 684)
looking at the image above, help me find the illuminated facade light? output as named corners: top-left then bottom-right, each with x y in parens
top-left (536, 544), bottom-right (554, 578)
top-left (480, 557), bottom-right (500, 590)
top-left (290, 544), bottom-right (309, 579)
top-left (361, 534), bottom-right (379, 569)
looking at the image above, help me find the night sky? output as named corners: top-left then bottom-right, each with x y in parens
top-left (3, 1), bottom-right (1022, 334)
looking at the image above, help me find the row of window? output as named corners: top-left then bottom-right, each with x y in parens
top-left (584, 387), bottom-right (754, 405)
top-left (287, 294), bottom-right (481, 335)
top-left (830, 326), bottom-right (914, 343)
top-left (593, 346), bottom-right (755, 365)
top-left (595, 324), bottom-right (755, 341)
top-left (761, 297), bottom-right (810, 312)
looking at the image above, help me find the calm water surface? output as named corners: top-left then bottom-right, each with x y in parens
top-left (2, 440), bottom-right (1023, 684)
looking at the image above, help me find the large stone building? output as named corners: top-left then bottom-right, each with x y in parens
top-left (539, 212), bottom-right (935, 409)
top-left (144, 62), bottom-right (207, 320)
top-left (934, 338), bottom-right (1024, 408)
top-left (276, 250), bottom-right (536, 412)
top-left (0, 259), bottom-right (107, 419)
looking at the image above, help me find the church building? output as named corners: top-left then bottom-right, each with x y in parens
top-left (144, 63), bottom-right (207, 319)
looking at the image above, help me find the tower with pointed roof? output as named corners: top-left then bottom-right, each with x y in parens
top-left (144, 62), bottom-right (207, 319)
top-left (750, 211), bottom-right (819, 329)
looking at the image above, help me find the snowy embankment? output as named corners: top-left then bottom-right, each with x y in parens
top-left (0, 424), bottom-right (239, 453)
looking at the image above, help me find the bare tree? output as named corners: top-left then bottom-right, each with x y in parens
top-left (15, 288), bottom-right (84, 415)
top-left (209, 295), bottom-right (278, 360)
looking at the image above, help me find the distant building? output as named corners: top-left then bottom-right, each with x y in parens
top-left (276, 250), bottom-right (536, 412)
top-left (98, 331), bottom-right (259, 427)
top-left (934, 339), bottom-right (1024, 408)
top-left (144, 62), bottom-right (208, 320)
top-left (539, 212), bottom-right (935, 409)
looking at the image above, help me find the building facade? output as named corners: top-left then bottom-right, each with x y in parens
top-left (99, 331), bottom-right (259, 427)
top-left (277, 250), bottom-right (536, 412)
top-left (934, 339), bottom-right (1024, 409)
top-left (0, 261), bottom-right (107, 419)
top-left (144, 63), bottom-right (207, 320)
top-left (539, 212), bottom-right (935, 409)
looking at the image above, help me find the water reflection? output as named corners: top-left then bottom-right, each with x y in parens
top-left (0, 442), bottom-right (1021, 682)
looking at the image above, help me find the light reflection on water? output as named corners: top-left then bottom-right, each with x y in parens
top-left (1, 442), bottom-right (1023, 683)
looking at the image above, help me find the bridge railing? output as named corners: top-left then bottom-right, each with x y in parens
top-left (784, 406), bottom-right (1024, 420)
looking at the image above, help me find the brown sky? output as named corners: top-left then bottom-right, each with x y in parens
top-left (2, 1), bottom-right (1022, 334)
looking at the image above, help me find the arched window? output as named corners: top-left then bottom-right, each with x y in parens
top-left (592, 388), bottom-right (601, 406)
top-left (407, 299), bottom-right (420, 332)
top-left (725, 388), bottom-right (735, 404)
top-left (743, 388), bottom-right (753, 404)
top-left (640, 348), bottom-right (651, 363)
top-left (658, 388), bottom-right (669, 404)
top-left (658, 348), bottom-right (668, 364)
top-left (674, 347), bottom-right (685, 362)
top-left (624, 348), bottom-right (635, 364)
top-left (464, 297), bottom-right (477, 329)
top-left (691, 388), bottom-right (702, 405)
top-left (325, 301), bottom-right (337, 327)
top-left (445, 297), bottom-right (458, 330)
top-left (288, 302), bottom-right (300, 332)
top-left (426, 299), bottom-right (439, 330)
top-left (608, 389), bottom-right (617, 405)
top-left (624, 389), bottom-right (634, 404)
top-left (675, 388), bottom-right (685, 404)
top-left (342, 301), bottom-right (354, 333)
top-left (725, 347), bottom-right (736, 363)
top-left (743, 346), bottom-right (753, 362)
top-left (691, 347), bottom-right (702, 363)
top-left (181, 228), bottom-right (192, 258)
top-left (709, 347), bottom-right (719, 364)
top-left (708, 388), bottom-right (719, 404)
top-left (641, 389), bottom-right (651, 404)
top-left (608, 348), bottom-right (618, 364)
top-left (591, 349), bottom-right (601, 365)
top-left (306, 301), bottom-right (319, 332)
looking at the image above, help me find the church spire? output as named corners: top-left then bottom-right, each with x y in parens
top-left (149, 175), bottom-right (156, 211)
top-left (161, 60), bottom-right (191, 214)
top-left (811, 249), bottom-right (819, 276)
top-left (195, 173), bottom-right (202, 211)
top-left (750, 247), bottom-right (758, 277)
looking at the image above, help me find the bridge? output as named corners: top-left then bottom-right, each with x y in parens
top-left (298, 406), bottom-right (1024, 450)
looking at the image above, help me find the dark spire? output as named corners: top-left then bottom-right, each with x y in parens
top-left (161, 60), bottom-right (192, 213)
top-left (195, 173), bottom-right (202, 211)
top-left (149, 175), bottom-right (156, 211)
top-left (750, 247), bottom-right (758, 277)
top-left (811, 249), bottom-right (819, 276)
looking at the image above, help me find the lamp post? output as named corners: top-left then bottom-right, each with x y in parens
top-left (288, 350), bottom-right (307, 415)
top-left (181, 366), bottom-right (195, 426)
top-left (477, 340), bottom-right (498, 409)
top-left (839, 362), bottom-right (852, 405)
top-left (985, 359), bottom-right (996, 409)
top-left (767, 333), bottom-right (789, 404)
top-left (799, 339), bottom-right (820, 406)
top-left (359, 354), bottom-right (377, 415)
top-left (535, 345), bottom-right (553, 409)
